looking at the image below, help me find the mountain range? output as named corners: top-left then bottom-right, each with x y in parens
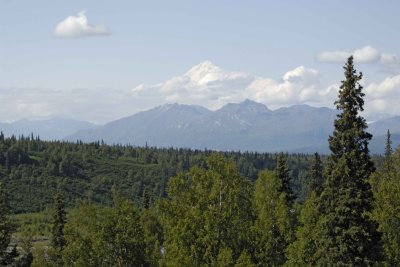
top-left (61, 100), bottom-right (400, 154)
top-left (0, 100), bottom-right (398, 154)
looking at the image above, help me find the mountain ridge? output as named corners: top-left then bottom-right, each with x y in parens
top-left (64, 100), bottom-right (400, 154)
top-left (1, 100), bottom-right (398, 154)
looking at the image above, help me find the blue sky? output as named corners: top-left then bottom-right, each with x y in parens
top-left (1, 0), bottom-right (400, 123)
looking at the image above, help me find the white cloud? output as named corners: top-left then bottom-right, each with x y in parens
top-left (316, 50), bottom-right (351, 63)
top-left (132, 62), bottom-right (400, 117)
top-left (380, 53), bottom-right (400, 68)
top-left (353, 46), bottom-right (381, 63)
top-left (132, 61), bottom-right (256, 110)
top-left (365, 75), bottom-right (400, 98)
top-left (316, 46), bottom-right (400, 69)
top-left (132, 62), bottom-right (335, 110)
top-left (54, 10), bottom-right (110, 38)
top-left (2, 62), bottom-right (400, 124)
top-left (246, 66), bottom-right (323, 105)
top-left (363, 74), bottom-right (400, 115)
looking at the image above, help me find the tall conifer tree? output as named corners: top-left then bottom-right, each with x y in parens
top-left (316, 56), bottom-right (383, 265)
top-left (384, 129), bottom-right (392, 158)
top-left (51, 191), bottom-right (67, 265)
top-left (382, 129), bottom-right (394, 177)
top-left (308, 152), bottom-right (323, 196)
top-left (276, 154), bottom-right (295, 206)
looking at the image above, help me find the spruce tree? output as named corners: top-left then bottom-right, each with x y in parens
top-left (276, 153), bottom-right (295, 205)
top-left (382, 129), bottom-right (394, 177)
top-left (308, 152), bottom-right (323, 196)
top-left (384, 129), bottom-right (392, 158)
top-left (142, 187), bottom-right (150, 210)
top-left (51, 191), bottom-right (67, 264)
top-left (316, 56), bottom-right (383, 265)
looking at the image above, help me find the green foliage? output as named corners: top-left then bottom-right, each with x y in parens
top-left (385, 129), bottom-right (393, 158)
top-left (13, 210), bottom-right (52, 240)
top-left (285, 191), bottom-right (319, 266)
top-left (142, 187), bottom-right (150, 210)
top-left (32, 247), bottom-right (57, 267)
top-left (49, 191), bottom-right (66, 266)
top-left (234, 250), bottom-right (255, 267)
top-left (51, 192), bottom-right (66, 252)
top-left (160, 154), bottom-right (253, 266)
top-left (140, 206), bottom-right (163, 266)
top-left (307, 152), bottom-right (323, 196)
top-left (252, 170), bottom-right (294, 266)
top-left (285, 153), bottom-right (324, 266)
top-left (276, 154), bottom-right (295, 206)
top-left (101, 194), bottom-right (146, 266)
top-left (372, 148), bottom-right (400, 266)
top-left (62, 196), bottom-right (146, 267)
top-left (215, 247), bottom-right (234, 267)
top-left (0, 182), bottom-right (18, 266)
top-left (59, 201), bottom-right (101, 267)
top-left (17, 229), bottom-right (34, 267)
top-left (316, 56), bottom-right (383, 265)
top-left (0, 83), bottom-right (396, 266)
top-left (382, 129), bottom-right (394, 177)
top-left (0, 135), bottom-right (320, 213)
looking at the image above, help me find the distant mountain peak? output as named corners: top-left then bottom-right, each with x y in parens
top-left (156, 103), bottom-right (211, 115)
top-left (218, 99), bottom-right (271, 114)
top-left (185, 60), bottom-right (224, 84)
top-left (240, 98), bottom-right (266, 107)
top-left (187, 60), bottom-right (220, 74)
top-left (64, 101), bottom-right (399, 154)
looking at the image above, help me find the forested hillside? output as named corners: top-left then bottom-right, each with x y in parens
top-left (0, 133), bottom-right (324, 214)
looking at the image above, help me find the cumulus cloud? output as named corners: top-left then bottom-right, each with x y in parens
top-left (363, 74), bottom-right (400, 115)
top-left (316, 46), bottom-right (400, 70)
top-left (2, 62), bottom-right (400, 124)
top-left (317, 50), bottom-right (353, 63)
top-left (246, 66), bottom-right (326, 106)
top-left (365, 75), bottom-right (400, 98)
top-left (132, 61), bottom-right (256, 110)
top-left (380, 53), bottom-right (400, 69)
top-left (132, 61), bottom-right (336, 110)
top-left (353, 46), bottom-right (381, 63)
top-left (54, 10), bottom-right (110, 38)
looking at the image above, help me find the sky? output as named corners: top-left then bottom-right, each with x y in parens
top-left (1, 0), bottom-right (400, 124)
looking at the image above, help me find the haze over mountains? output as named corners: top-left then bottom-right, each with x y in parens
top-left (1, 100), bottom-right (399, 153)
top-left (0, 118), bottom-right (98, 140)
top-left (60, 100), bottom-right (399, 154)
